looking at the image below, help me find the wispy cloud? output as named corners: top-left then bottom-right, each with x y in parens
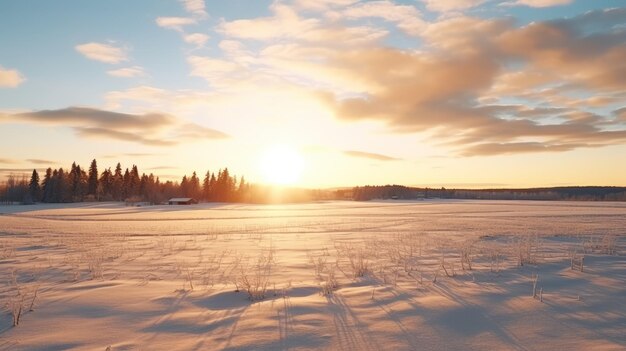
top-left (156, 17), bottom-right (196, 31)
top-left (184, 33), bottom-right (210, 47)
top-left (102, 153), bottom-right (160, 159)
top-left (615, 107), bottom-right (626, 122)
top-left (0, 168), bottom-right (46, 173)
top-left (26, 159), bottom-right (56, 165)
top-left (75, 127), bottom-right (175, 146)
top-left (107, 66), bottom-right (145, 78)
top-left (217, 4), bottom-right (318, 41)
top-left (0, 158), bottom-right (18, 164)
top-left (0, 66), bottom-right (25, 88)
top-left (342, 1), bottom-right (424, 35)
top-left (75, 42), bottom-right (127, 64)
top-left (508, 0), bottom-right (573, 8)
top-left (420, 0), bottom-right (486, 12)
top-left (1, 107), bottom-right (229, 146)
top-left (181, 0), bottom-right (207, 18)
top-left (344, 150), bottom-right (402, 161)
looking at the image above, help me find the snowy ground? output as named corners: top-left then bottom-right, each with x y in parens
top-left (0, 200), bottom-right (625, 350)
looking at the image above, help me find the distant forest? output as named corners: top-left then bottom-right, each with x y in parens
top-left (0, 159), bottom-right (253, 204)
top-left (350, 185), bottom-right (626, 202)
top-left (3, 162), bottom-right (625, 205)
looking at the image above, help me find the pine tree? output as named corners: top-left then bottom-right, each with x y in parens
top-left (98, 168), bottom-right (112, 200)
top-left (88, 159), bottom-right (98, 197)
top-left (41, 168), bottom-right (52, 202)
top-left (68, 162), bottom-right (87, 201)
top-left (180, 175), bottom-right (189, 197)
top-left (122, 168), bottom-right (131, 200)
top-left (112, 163), bottom-right (123, 201)
top-left (130, 165), bottom-right (140, 197)
top-left (55, 168), bottom-right (71, 203)
top-left (189, 171), bottom-right (200, 199)
top-left (28, 169), bottom-right (41, 203)
top-left (209, 173), bottom-right (217, 201)
top-left (202, 170), bottom-right (211, 201)
top-left (237, 176), bottom-right (246, 202)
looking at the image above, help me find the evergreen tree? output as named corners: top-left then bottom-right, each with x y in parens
top-left (29, 169), bottom-right (41, 203)
top-left (99, 168), bottom-right (113, 200)
top-left (122, 168), bottom-right (131, 200)
top-left (202, 170), bottom-right (211, 201)
top-left (69, 162), bottom-right (87, 201)
top-left (56, 168), bottom-right (71, 203)
top-left (130, 165), bottom-right (140, 197)
top-left (88, 159), bottom-right (98, 197)
top-left (180, 175), bottom-right (189, 197)
top-left (41, 168), bottom-right (52, 202)
top-left (112, 163), bottom-right (123, 201)
top-left (209, 173), bottom-right (217, 200)
top-left (237, 176), bottom-right (246, 202)
top-left (189, 171), bottom-right (200, 199)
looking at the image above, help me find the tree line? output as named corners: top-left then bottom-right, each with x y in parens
top-left (0, 159), bottom-right (250, 204)
top-left (349, 185), bottom-right (626, 201)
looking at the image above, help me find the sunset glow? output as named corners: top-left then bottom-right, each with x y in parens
top-left (1, 2), bottom-right (626, 349)
top-left (0, 1), bottom-right (625, 188)
top-left (259, 145), bottom-right (305, 185)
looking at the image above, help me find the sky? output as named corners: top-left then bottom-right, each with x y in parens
top-left (1, 0), bottom-right (625, 188)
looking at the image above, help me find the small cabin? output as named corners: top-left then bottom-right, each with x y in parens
top-left (168, 197), bottom-right (198, 205)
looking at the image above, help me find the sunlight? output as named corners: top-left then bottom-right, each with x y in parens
top-left (259, 144), bottom-right (305, 185)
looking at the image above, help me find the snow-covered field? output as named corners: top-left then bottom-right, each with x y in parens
top-left (1, 200), bottom-right (625, 350)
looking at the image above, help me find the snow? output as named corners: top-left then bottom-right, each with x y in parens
top-left (1, 200), bottom-right (625, 350)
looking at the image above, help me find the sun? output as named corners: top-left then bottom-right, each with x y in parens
top-left (259, 145), bottom-right (305, 185)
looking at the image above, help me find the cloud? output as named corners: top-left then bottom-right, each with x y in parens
top-left (187, 56), bottom-right (243, 85)
top-left (0, 66), bottom-right (25, 88)
top-left (75, 42), bottom-right (128, 64)
top-left (75, 127), bottom-right (176, 146)
top-left (217, 3), bottom-right (387, 46)
top-left (175, 123), bottom-right (230, 139)
top-left (156, 17), bottom-right (196, 31)
top-left (0, 168), bottom-right (47, 173)
top-left (0, 158), bottom-right (18, 164)
top-left (107, 66), bottom-right (145, 78)
top-left (184, 33), bottom-right (210, 47)
top-left (497, 9), bottom-right (626, 92)
top-left (344, 150), bottom-right (401, 161)
top-left (460, 142), bottom-right (588, 156)
top-left (302, 8), bottom-right (626, 155)
top-left (1, 107), bottom-right (229, 146)
top-left (217, 4), bottom-right (319, 41)
top-left (511, 0), bottom-right (572, 7)
top-left (181, 0), bottom-right (207, 18)
top-left (105, 86), bottom-right (168, 109)
top-left (420, 0), bottom-right (486, 12)
top-left (615, 107), bottom-right (626, 122)
top-left (143, 4), bottom-right (626, 157)
top-left (342, 1), bottom-right (425, 36)
top-left (10, 107), bottom-right (173, 131)
top-left (101, 153), bottom-right (160, 159)
top-left (293, 0), bottom-right (358, 12)
top-left (26, 159), bottom-right (56, 165)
